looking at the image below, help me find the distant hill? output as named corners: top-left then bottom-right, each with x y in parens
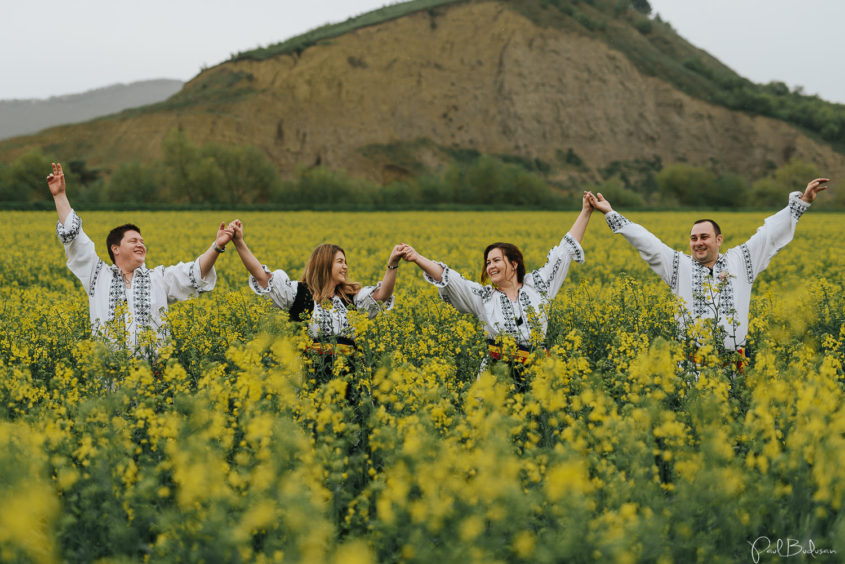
top-left (0, 79), bottom-right (183, 140)
top-left (0, 0), bottom-right (842, 200)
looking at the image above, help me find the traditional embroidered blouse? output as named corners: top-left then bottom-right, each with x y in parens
top-left (604, 191), bottom-right (811, 349)
top-left (57, 210), bottom-right (216, 346)
top-left (423, 233), bottom-right (585, 347)
top-left (249, 266), bottom-right (394, 340)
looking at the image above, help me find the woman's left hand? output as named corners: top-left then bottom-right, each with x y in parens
top-left (388, 244), bottom-right (409, 267)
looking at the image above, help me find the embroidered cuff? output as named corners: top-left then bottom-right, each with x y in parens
top-left (356, 282), bottom-right (395, 316)
top-left (605, 211), bottom-right (631, 233)
top-left (248, 265), bottom-right (275, 295)
top-left (562, 233), bottom-right (585, 263)
top-left (788, 191), bottom-right (810, 221)
top-left (190, 259), bottom-right (215, 293)
top-left (56, 210), bottom-right (82, 244)
top-left (422, 261), bottom-right (450, 288)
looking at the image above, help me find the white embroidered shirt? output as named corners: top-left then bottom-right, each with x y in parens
top-left (249, 266), bottom-right (394, 339)
top-left (57, 210), bottom-right (216, 346)
top-left (423, 233), bottom-right (585, 346)
top-left (604, 192), bottom-right (811, 349)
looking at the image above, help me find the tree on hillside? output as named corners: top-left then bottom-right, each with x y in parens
top-left (201, 143), bottom-right (281, 205)
top-left (656, 163), bottom-right (716, 207)
top-left (106, 162), bottom-right (164, 203)
top-left (750, 159), bottom-right (820, 208)
top-left (6, 150), bottom-right (54, 201)
top-left (630, 0), bottom-right (651, 16)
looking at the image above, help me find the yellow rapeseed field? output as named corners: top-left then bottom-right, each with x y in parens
top-left (1, 209), bottom-right (843, 563)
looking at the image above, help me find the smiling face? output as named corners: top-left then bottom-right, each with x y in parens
top-left (485, 247), bottom-right (518, 287)
top-left (689, 221), bottom-right (722, 267)
top-left (331, 250), bottom-right (348, 286)
top-left (112, 230), bottom-right (147, 272)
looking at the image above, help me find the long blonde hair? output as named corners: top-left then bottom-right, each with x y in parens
top-left (302, 244), bottom-right (362, 304)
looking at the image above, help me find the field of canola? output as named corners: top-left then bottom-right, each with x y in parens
top-left (1, 208), bottom-right (844, 563)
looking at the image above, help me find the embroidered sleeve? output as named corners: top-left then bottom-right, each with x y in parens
top-left (161, 259), bottom-right (216, 304)
top-left (423, 262), bottom-right (486, 316)
top-left (57, 210), bottom-right (103, 295)
top-left (525, 233), bottom-right (584, 299)
top-left (736, 191), bottom-right (808, 281)
top-left (56, 210), bottom-right (82, 244)
top-left (605, 211), bottom-right (631, 233)
top-left (610, 214), bottom-right (679, 289)
top-left (355, 283), bottom-right (395, 318)
top-left (250, 266), bottom-right (298, 310)
top-left (248, 265), bottom-right (274, 295)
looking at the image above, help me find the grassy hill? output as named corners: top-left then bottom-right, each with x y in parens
top-left (0, 0), bottom-right (842, 208)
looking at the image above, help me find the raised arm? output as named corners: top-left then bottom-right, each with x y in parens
top-left (47, 162), bottom-right (72, 225)
top-left (740, 179), bottom-right (830, 280)
top-left (567, 191), bottom-right (594, 243)
top-left (370, 244), bottom-right (408, 302)
top-left (402, 245), bottom-right (445, 282)
top-left (229, 219), bottom-right (271, 288)
top-left (587, 191), bottom-right (679, 289)
top-left (197, 222), bottom-right (233, 279)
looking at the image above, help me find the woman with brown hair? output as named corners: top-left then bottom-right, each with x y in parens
top-left (227, 219), bottom-right (406, 356)
top-left (401, 193), bottom-right (594, 378)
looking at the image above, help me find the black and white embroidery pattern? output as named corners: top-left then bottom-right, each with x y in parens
top-left (519, 291), bottom-right (539, 335)
top-left (56, 213), bottom-right (82, 244)
top-left (471, 285), bottom-right (495, 303)
top-left (314, 302), bottom-right (335, 337)
top-left (187, 263), bottom-right (201, 293)
top-left (670, 251), bottom-right (680, 292)
top-left (562, 234), bottom-right (583, 263)
top-left (788, 197), bottom-right (807, 221)
top-left (133, 267), bottom-right (152, 330)
top-left (538, 255), bottom-right (562, 294)
top-left (498, 294), bottom-right (519, 336)
top-left (531, 270), bottom-right (549, 295)
top-left (740, 244), bottom-right (754, 284)
top-left (313, 297), bottom-right (353, 338)
top-left (605, 212), bottom-right (631, 233)
top-left (691, 258), bottom-right (735, 319)
top-left (107, 267), bottom-right (126, 322)
top-left (89, 260), bottom-right (104, 298)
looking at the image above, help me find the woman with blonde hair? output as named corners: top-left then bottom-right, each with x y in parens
top-left (228, 219), bottom-right (406, 361)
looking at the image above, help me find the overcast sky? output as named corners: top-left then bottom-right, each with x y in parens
top-left (3, 0), bottom-right (843, 104)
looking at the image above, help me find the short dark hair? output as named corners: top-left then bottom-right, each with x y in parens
top-left (107, 224), bottom-right (141, 263)
top-left (481, 243), bottom-right (525, 284)
top-left (693, 219), bottom-right (721, 237)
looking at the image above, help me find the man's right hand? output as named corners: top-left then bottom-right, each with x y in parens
top-left (47, 162), bottom-right (66, 197)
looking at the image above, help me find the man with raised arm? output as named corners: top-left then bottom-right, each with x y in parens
top-left (47, 162), bottom-right (231, 348)
top-left (587, 178), bottom-right (829, 352)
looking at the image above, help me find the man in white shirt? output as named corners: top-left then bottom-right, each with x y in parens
top-left (587, 178), bottom-right (829, 352)
top-left (47, 162), bottom-right (232, 347)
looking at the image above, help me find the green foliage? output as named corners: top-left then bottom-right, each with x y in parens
top-left (593, 176), bottom-right (645, 208)
top-left (273, 155), bottom-right (564, 209)
top-left (107, 162), bottom-right (164, 204)
top-left (157, 129), bottom-right (282, 205)
top-left (656, 163), bottom-right (751, 208)
top-left (750, 159), bottom-right (820, 208)
top-left (230, 0), bottom-right (465, 62)
top-left (6, 150), bottom-right (54, 202)
top-left (630, 0), bottom-right (651, 15)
